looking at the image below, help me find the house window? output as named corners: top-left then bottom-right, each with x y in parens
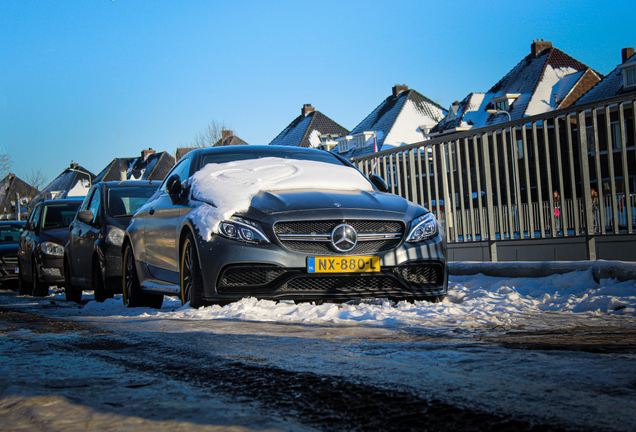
top-left (355, 136), bottom-right (365, 149)
top-left (611, 122), bottom-right (622, 150)
top-left (586, 126), bottom-right (596, 153)
top-left (339, 140), bottom-right (351, 153)
top-left (625, 67), bottom-right (636, 88)
top-left (495, 100), bottom-right (509, 111)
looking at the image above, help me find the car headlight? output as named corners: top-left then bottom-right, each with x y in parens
top-left (41, 242), bottom-right (65, 256)
top-left (218, 217), bottom-right (270, 245)
top-left (107, 226), bottom-right (125, 246)
top-left (406, 213), bottom-right (438, 243)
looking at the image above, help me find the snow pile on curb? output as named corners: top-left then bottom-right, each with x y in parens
top-left (74, 269), bottom-right (636, 330)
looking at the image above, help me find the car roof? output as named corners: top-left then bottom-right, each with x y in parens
top-left (192, 145), bottom-right (338, 158)
top-left (100, 180), bottom-right (159, 188)
top-left (40, 198), bottom-right (84, 205)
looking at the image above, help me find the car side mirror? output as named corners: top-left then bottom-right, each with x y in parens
top-left (78, 210), bottom-right (94, 224)
top-left (166, 174), bottom-right (182, 205)
top-left (26, 221), bottom-right (35, 231)
top-left (369, 174), bottom-right (389, 192)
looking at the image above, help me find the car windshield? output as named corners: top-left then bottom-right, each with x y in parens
top-left (107, 186), bottom-right (158, 217)
top-left (201, 148), bottom-right (348, 168)
top-left (41, 203), bottom-right (81, 229)
top-left (0, 225), bottom-right (24, 243)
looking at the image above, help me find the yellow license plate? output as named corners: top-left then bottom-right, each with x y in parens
top-left (307, 256), bottom-right (380, 273)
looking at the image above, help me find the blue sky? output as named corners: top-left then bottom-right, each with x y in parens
top-left (0, 0), bottom-right (633, 184)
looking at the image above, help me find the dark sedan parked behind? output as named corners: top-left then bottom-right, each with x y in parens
top-left (0, 221), bottom-right (26, 289)
top-left (64, 181), bottom-right (158, 303)
top-left (18, 199), bottom-right (82, 296)
top-left (123, 146), bottom-right (448, 309)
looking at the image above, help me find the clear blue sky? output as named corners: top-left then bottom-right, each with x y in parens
top-left (1, 0), bottom-right (633, 185)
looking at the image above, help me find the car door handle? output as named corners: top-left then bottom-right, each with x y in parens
top-left (148, 207), bottom-right (155, 215)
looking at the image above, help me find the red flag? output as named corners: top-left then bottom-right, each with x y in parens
top-left (373, 134), bottom-right (378, 153)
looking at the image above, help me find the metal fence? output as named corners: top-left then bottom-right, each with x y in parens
top-left (351, 93), bottom-right (636, 261)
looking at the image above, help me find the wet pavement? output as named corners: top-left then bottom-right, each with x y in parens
top-left (1, 289), bottom-right (635, 431)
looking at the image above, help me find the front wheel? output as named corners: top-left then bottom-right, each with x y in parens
top-left (180, 232), bottom-right (205, 308)
top-left (122, 243), bottom-right (162, 309)
top-left (18, 262), bottom-right (30, 295)
top-left (64, 259), bottom-right (82, 303)
top-left (32, 261), bottom-right (48, 297)
top-left (92, 260), bottom-right (112, 303)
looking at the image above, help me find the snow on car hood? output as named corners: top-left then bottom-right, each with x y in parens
top-left (188, 157), bottom-right (374, 238)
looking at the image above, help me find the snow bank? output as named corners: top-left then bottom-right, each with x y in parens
top-left (72, 270), bottom-right (636, 331)
top-left (188, 157), bottom-right (373, 238)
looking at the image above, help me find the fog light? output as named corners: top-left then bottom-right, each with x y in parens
top-left (41, 268), bottom-right (62, 277)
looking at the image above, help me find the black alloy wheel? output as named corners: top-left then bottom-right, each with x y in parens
top-left (64, 258), bottom-right (82, 303)
top-left (180, 232), bottom-right (205, 308)
top-left (122, 243), bottom-right (162, 309)
top-left (92, 259), bottom-right (112, 303)
top-left (17, 262), bottom-right (30, 296)
top-left (32, 260), bottom-right (48, 297)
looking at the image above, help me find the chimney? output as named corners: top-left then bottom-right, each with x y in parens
top-left (141, 148), bottom-right (156, 160)
top-left (221, 129), bottom-right (234, 141)
top-left (622, 47), bottom-right (635, 63)
top-left (301, 104), bottom-right (315, 117)
top-left (392, 85), bottom-right (408, 97)
top-left (531, 39), bottom-right (552, 58)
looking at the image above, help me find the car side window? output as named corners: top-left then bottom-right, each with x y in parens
top-left (30, 204), bottom-right (42, 229)
top-left (79, 187), bottom-right (97, 212)
top-left (87, 189), bottom-right (101, 223)
top-left (161, 158), bottom-right (191, 193)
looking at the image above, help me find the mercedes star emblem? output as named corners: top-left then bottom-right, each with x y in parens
top-left (331, 224), bottom-right (357, 252)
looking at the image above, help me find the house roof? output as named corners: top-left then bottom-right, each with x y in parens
top-left (268, 105), bottom-right (349, 148)
top-left (33, 163), bottom-right (95, 204)
top-left (94, 150), bottom-right (175, 183)
top-left (0, 174), bottom-right (39, 217)
top-left (575, 51), bottom-right (636, 105)
top-left (432, 41), bottom-right (601, 135)
top-left (334, 87), bottom-right (447, 158)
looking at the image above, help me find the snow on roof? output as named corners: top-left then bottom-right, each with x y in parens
top-left (268, 111), bottom-right (348, 148)
top-left (335, 89), bottom-right (446, 158)
top-left (526, 66), bottom-right (579, 115)
top-left (575, 53), bottom-right (636, 105)
top-left (188, 157), bottom-right (373, 238)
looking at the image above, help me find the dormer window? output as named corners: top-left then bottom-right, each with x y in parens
top-left (491, 93), bottom-right (520, 113)
top-left (339, 139), bottom-right (352, 153)
top-left (625, 66), bottom-right (636, 89)
top-left (495, 100), bottom-right (509, 111)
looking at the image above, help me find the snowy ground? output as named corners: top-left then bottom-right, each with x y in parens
top-left (2, 269), bottom-right (636, 431)
top-left (68, 269), bottom-right (636, 332)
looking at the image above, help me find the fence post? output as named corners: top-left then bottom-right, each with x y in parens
top-left (577, 110), bottom-right (596, 260)
top-left (482, 133), bottom-right (497, 262)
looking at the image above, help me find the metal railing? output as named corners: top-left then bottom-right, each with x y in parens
top-left (351, 93), bottom-right (636, 261)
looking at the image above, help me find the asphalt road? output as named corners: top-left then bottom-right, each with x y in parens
top-left (1, 289), bottom-right (635, 432)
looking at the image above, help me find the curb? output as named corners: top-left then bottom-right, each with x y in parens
top-left (448, 260), bottom-right (636, 282)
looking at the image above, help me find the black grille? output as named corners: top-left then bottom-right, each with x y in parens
top-left (2, 257), bottom-right (18, 265)
top-left (393, 263), bottom-right (444, 287)
top-left (274, 220), bottom-right (404, 235)
top-left (274, 220), bottom-right (405, 255)
top-left (218, 266), bottom-right (287, 293)
top-left (279, 276), bottom-right (407, 292)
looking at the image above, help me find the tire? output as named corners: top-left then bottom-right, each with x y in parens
top-left (18, 262), bottom-right (31, 296)
top-left (123, 243), bottom-right (162, 309)
top-left (180, 232), bottom-right (205, 308)
top-left (64, 258), bottom-right (82, 303)
top-left (92, 259), bottom-right (112, 303)
top-left (32, 261), bottom-right (48, 297)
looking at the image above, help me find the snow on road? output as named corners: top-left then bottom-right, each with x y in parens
top-left (73, 269), bottom-right (636, 331)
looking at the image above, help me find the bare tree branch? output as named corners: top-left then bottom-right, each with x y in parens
top-left (0, 151), bottom-right (12, 178)
top-left (181, 119), bottom-right (232, 149)
top-left (24, 168), bottom-right (47, 191)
